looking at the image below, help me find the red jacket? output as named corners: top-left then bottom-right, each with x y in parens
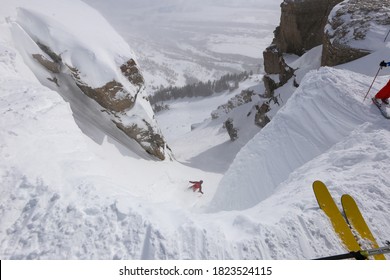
top-left (189, 181), bottom-right (203, 194)
top-left (190, 181), bottom-right (201, 189)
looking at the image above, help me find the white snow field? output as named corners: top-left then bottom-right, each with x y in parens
top-left (1, 0), bottom-right (390, 260)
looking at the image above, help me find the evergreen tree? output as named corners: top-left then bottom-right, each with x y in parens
top-left (149, 71), bottom-right (251, 105)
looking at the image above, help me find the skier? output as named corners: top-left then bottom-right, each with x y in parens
top-left (374, 60), bottom-right (390, 104)
top-left (189, 180), bottom-right (204, 194)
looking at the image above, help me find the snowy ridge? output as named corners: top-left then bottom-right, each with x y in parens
top-left (6, 0), bottom-right (171, 160)
top-left (210, 67), bottom-right (382, 211)
top-left (15, 5), bottom-right (136, 89)
top-left (1, 0), bottom-right (390, 260)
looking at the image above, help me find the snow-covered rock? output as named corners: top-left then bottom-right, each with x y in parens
top-left (322, 0), bottom-right (390, 66)
top-left (10, 1), bottom-right (170, 160)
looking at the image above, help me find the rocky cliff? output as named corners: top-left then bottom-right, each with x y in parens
top-left (258, 0), bottom-right (390, 141)
top-left (274, 0), bottom-right (342, 56)
top-left (260, 0), bottom-right (342, 133)
top-left (265, 0), bottom-right (390, 71)
top-left (263, 0), bottom-right (342, 77)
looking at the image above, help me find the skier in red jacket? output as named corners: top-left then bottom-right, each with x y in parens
top-left (375, 60), bottom-right (390, 104)
top-left (189, 180), bottom-right (204, 194)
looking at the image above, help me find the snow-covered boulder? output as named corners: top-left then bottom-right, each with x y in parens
top-left (322, 0), bottom-right (390, 66)
top-left (11, 3), bottom-right (170, 160)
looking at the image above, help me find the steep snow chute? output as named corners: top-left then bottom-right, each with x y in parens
top-left (209, 68), bottom-right (379, 211)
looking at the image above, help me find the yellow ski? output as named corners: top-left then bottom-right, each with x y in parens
top-left (313, 181), bottom-right (361, 252)
top-left (341, 194), bottom-right (386, 260)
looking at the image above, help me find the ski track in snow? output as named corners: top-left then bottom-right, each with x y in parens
top-left (1, 0), bottom-right (390, 260)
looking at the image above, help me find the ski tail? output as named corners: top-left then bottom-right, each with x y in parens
top-left (341, 194), bottom-right (386, 260)
top-left (312, 181), bottom-right (361, 252)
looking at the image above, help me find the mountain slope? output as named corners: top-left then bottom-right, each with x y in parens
top-left (1, 0), bottom-right (390, 260)
top-left (7, 0), bottom-right (170, 160)
top-left (2, 48), bottom-right (389, 258)
top-left (210, 67), bottom-right (384, 211)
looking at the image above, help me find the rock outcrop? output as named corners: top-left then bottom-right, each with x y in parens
top-left (275, 0), bottom-right (342, 56)
top-left (259, 0), bottom-right (342, 132)
top-left (322, 0), bottom-right (390, 66)
top-left (67, 64), bottom-right (136, 113)
top-left (266, 0), bottom-right (390, 69)
top-left (224, 118), bottom-right (238, 141)
top-left (264, 0), bottom-right (342, 75)
top-left (211, 89), bottom-right (256, 120)
top-left (254, 102), bottom-right (271, 128)
top-left (16, 8), bottom-right (170, 160)
top-left (120, 58), bottom-right (145, 88)
top-left (34, 42), bottom-right (168, 160)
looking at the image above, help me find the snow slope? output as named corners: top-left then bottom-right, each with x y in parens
top-left (156, 74), bottom-right (266, 173)
top-left (2, 47), bottom-right (390, 259)
top-left (0, 42), bottom-right (220, 259)
top-left (210, 67), bottom-right (384, 211)
top-left (1, 0), bottom-right (390, 260)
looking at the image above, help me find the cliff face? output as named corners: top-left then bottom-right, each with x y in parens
top-left (322, 0), bottom-right (390, 66)
top-left (265, 0), bottom-right (390, 71)
top-left (263, 0), bottom-right (341, 98)
top-left (14, 8), bottom-right (170, 160)
top-left (275, 0), bottom-right (342, 56)
top-left (264, 0), bottom-right (342, 76)
top-left (260, 0), bottom-right (342, 129)
top-left (259, 0), bottom-right (390, 139)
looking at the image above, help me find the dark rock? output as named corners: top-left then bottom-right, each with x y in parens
top-left (255, 103), bottom-right (271, 128)
top-left (275, 0), bottom-right (342, 56)
top-left (68, 64), bottom-right (135, 112)
top-left (263, 0), bottom-right (342, 78)
top-left (262, 56), bottom-right (294, 98)
top-left (262, 0), bottom-right (341, 99)
top-left (322, 37), bottom-right (370, 66)
top-left (224, 118), bottom-right (238, 141)
top-left (36, 41), bottom-right (62, 63)
top-left (32, 54), bottom-right (61, 73)
top-left (120, 59), bottom-right (144, 89)
top-left (263, 75), bottom-right (278, 98)
top-left (263, 45), bottom-right (281, 74)
top-left (114, 120), bottom-right (166, 160)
